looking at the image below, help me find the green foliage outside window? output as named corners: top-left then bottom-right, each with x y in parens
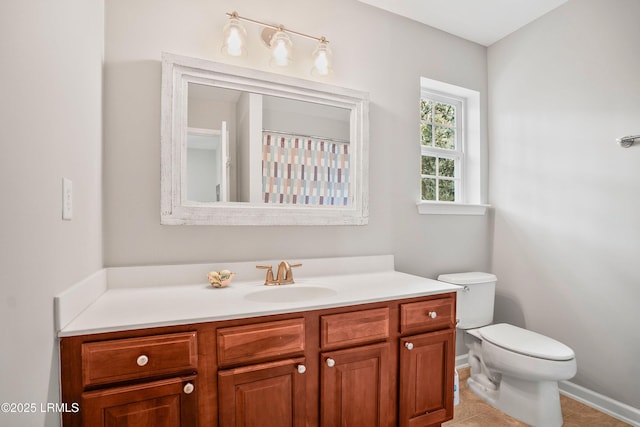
top-left (420, 100), bottom-right (456, 149)
top-left (420, 98), bottom-right (457, 202)
top-left (421, 156), bottom-right (455, 201)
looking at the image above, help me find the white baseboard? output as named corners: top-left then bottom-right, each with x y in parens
top-left (455, 353), bottom-right (639, 426)
top-left (456, 354), bottom-right (469, 367)
top-left (559, 380), bottom-right (640, 427)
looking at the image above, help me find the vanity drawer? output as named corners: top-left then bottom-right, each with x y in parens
top-left (81, 332), bottom-right (198, 387)
top-left (217, 318), bottom-right (305, 367)
top-left (400, 297), bottom-right (455, 334)
top-left (320, 307), bottom-right (389, 349)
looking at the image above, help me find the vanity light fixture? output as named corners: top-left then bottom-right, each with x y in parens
top-left (311, 37), bottom-right (332, 76)
top-left (221, 12), bottom-right (247, 57)
top-left (268, 27), bottom-right (293, 67)
top-left (222, 11), bottom-right (333, 76)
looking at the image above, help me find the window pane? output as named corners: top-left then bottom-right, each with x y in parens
top-left (435, 127), bottom-right (455, 149)
top-left (421, 178), bottom-right (436, 201)
top-left (439, 158), bottom-right (455, 177)
top-left (420, 123), bottom-right (433, 146)
top-left (421, 156), bottom-right (436, 175)
top-left (439, 179), bottom-right (455, 202)
top-left (420, 99), bottom-right (433, 122)
top-left (434, 102), bottom-right (455, 127)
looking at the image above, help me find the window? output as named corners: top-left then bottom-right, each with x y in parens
top-left (420, 92), bottom-right (463, 202)
top-left (417, 77), bottom-right (487, 215)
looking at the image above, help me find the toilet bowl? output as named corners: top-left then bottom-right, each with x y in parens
top-left (467, 323), bottom-right (577, 426)
top-left (438, 273), bottom-right (577, 427)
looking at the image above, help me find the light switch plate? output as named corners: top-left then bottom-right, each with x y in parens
top-left (62, 177), bottom-right (73, 220)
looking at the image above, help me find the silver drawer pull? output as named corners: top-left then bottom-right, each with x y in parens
top-left (326, 358), bottom-right (336, 368)
top-left (183, 383), bottom-right (194, 394)
top-left (297, 364), bottom-right (306, 374)
top-left (428, 311), bottom-right (437, 319)
top-left (405, 342), bottom-right (414, 351)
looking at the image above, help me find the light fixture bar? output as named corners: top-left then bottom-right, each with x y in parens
top-left (226, 11), bottom-right (329, 44)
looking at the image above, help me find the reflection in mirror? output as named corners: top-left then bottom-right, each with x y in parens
top-left (186, 127), bottom-right (228, 202)
top-left (261, 97), bottom-right (351, 207)
top-left (186, 83), bottom-right (351, 206)
top-left (161, 53), bottom-right (369, 225)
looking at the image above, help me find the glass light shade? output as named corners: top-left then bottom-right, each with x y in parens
top-left (222, 17), bottom-right (247, 57)
top-left (269, 30), bottom-right (292, 67)
top-left (311, 39), bottom-right (333, 76)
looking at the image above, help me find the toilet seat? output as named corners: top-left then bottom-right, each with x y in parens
top-left (479, 323), bottom-right (575, 361)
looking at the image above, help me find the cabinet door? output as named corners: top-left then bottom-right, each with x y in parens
top-left (81, 375), bottom-right (197, 427)
top-left (320, 343), bottom-right (390, 427)
top-left (218, 357), bottom-right (307, 427)
top-left (399, 329), bottom-right (455, 427)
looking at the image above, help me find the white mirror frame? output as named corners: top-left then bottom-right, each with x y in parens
top-left (161, 53), bottom-right (369, 225)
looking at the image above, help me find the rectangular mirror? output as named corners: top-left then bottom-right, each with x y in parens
top-left (161, 53), bottom-right (369, 225)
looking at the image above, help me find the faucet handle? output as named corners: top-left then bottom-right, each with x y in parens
top-left (283, 262), bottom-right (302, 283)
top-left (256, 265), bottom-right (276, 285)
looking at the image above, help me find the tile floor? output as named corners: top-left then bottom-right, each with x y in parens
top-left (443, 367), bottom-right (633, 427)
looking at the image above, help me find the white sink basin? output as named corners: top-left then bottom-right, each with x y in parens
top-left (244, 286), bottom-right (337, 303)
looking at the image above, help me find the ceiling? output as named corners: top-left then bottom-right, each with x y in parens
top-left (357, 0), bottom-right (568, 46)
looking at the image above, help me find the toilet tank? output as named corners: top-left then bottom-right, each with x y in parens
top-left (438, 272), bottom-right (497, 330)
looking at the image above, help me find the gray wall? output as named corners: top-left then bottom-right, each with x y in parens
top-left (488, 0), bottom-right (640, 409)
top-left (103, 0), bottom-right (491, 276)
top-left (0, 1), bottom-right (104, 426)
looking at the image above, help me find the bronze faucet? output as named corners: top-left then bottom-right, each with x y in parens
top-left (256, 261), bottom-right (302, 285)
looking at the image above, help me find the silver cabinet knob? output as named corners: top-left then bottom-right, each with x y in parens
top-left (428, 311), bottom-right (437, 319)
top-left (297, 364), bottom-right (306, 374)
top-left (405, 342), bottom-right (414, 350)
top-left (183, 383), bottom-right (194, 394)
top-left (136, 355), bottom-right (149, 366)
top-left (326, 358), bottom-right (336, 367)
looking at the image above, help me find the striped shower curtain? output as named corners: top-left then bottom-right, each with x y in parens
top-left (262, 132), bottom-right (350, 206)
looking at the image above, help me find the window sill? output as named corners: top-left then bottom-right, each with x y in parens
top-left (416, 202), bottom-right (490, 216)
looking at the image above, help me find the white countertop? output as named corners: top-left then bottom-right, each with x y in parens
top-left (57, 256), bottom-right (461, 337)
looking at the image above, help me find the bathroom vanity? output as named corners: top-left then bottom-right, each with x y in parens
top-left (57, 256), bottom-right (459, 426)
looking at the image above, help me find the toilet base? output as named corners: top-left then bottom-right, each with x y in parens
top-left (468, 375), bottom-right (563, 427)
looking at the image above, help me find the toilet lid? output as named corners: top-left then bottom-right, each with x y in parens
top-left (479, 323), bottom-right (575, 361)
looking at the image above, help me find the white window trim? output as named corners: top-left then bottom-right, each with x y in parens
top-left (417, 77), bottom-right (490, 216)
top-left (417, 201), bottom-right (489, 215)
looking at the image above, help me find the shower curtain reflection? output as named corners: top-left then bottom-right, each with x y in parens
top-left (262, 132), bottom-right (350, 206)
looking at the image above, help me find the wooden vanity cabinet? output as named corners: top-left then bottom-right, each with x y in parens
top-left (319, 307), bottom-right (392, 426)
top-left (218, 357), bottom-right (307, 427)
top-left (216, 318), bottom-right (307, 426)
top-left (81, 332), bottom-right (198, 387)
top-left (60, 330), bottom-right (203, 427)
top-left (399, 330), bottom-right (455, 427)
top-left (320, 343), bottom-right (391, 426)
top-left (60, 292), bottom-right (456, 427)
top-left (81, 375), bottom-right (198, 427)
top-left (398, 299), bottom-right (456, 427)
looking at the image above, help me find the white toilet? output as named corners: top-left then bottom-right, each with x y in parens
top-left (438, 272), bottom-right (577, 427)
